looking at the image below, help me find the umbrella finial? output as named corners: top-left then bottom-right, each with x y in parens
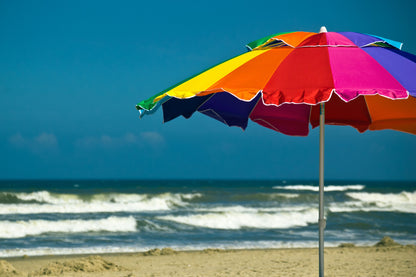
top-left (320, 26), bottom-right (327, 33)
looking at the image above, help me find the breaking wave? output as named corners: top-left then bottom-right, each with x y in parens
top-left (158, 208), bottom-right (318, 229)
top-left (0, 216), bottom-right (137, 238)
top-left (329, 191), bottom-right (416, 213)
top-left (273, 184), bottom-right (365, 192)
top-left (0, 191), bottom-right (201, 214)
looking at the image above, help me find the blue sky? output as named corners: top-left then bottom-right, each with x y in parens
top-left (1, 0), bottom-right (415, 180)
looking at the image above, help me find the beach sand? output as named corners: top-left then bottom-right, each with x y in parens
top-left (2, 244), bottom-right (415, 277)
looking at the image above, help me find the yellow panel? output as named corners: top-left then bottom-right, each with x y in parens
top-left (165, 50), bottom-right (268, 99)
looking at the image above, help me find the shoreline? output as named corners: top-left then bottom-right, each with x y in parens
top-left (2, 244), bottom-right (415, 277)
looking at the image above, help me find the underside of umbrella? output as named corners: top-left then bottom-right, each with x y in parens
top-left (160, 92), bottom-right (416, 136)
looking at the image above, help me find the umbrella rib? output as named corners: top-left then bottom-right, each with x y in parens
top-left (197, 108), bottom-right (229, 126)
top-left (196, 91), bottom-right (262, 130)
top-left (250, 118), bottom-right (285, 133)
top-left (247, 91), bottom-right (263, 119)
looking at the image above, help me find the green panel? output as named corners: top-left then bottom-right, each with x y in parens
top-left (246, 32), bottom-right (291, 50)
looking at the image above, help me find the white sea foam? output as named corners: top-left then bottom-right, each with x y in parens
top-left (0, 246), bottom-right (144, 258)
top-left (329, 191), bottom-right (416, 213)
top-left (347, 191), bottom-right (416, 205)
top-left (14, 191), bottom-right (201, 204)
top-left (3, 237), bottom-right (416, 258)
top-left (273, 184), bottom-right (365, 192)
top-left (0, 241), bottom-right (321, 258)
top-left (0, 216), bottom-right (137, 239)
top-left (272, 193), bottom-right (300, 198)
top-left (0, 192), bottom-right (201, 214)
top-left (0, 241), bottom-right (319, 258)
top-left (158, 208), bottom-right (318, 229)
top-left (195, 205), bottom-right (314, 213)
top-left (14, 191), bottom-right (82, 204)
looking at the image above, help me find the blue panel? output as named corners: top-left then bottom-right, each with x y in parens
top-left (198, 92), bottom-right (261, 130)
top-left (162, 95), bottom-right (212, 122)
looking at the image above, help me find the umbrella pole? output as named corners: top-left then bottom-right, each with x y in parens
top-left (319, 103), bottom-right (326, 277)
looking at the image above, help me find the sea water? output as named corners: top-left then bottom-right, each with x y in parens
top-left (0, 180), bottom-right (415, 257)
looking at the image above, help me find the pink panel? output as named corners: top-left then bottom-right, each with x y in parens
top-left (328, 47), bottom-right (408, 101)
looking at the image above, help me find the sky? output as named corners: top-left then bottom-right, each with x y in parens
top-left (1, 0), bottom-right (415, 180)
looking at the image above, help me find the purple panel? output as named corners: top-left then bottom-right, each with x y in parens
top-left (363, 47), bottom-right (416, 96)
top-left (338, 32), bottom-right (383, 47)
top-left (198, 92), bottom-right (261, 130)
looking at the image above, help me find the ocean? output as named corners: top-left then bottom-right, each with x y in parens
top-left (0, 179), bottom-right (415, 257)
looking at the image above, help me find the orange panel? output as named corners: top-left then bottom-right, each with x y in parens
top-left (206, 48), bottom-right (293, 101)
top-left (273, 32), bottom-right (316, 47)
top-left (366, 95), bottom-right (416, 135)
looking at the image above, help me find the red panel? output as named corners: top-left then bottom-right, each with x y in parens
top-left (310, 94), bottom-right (372, 132)
top-left (262, 46), bottom-right (334, 106)
top-left (250, 101), bottom-right (311, 136)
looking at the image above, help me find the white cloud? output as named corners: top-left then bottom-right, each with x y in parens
top-left (139, 131), bottom-right (165, 147)
top-left (8, 133), bottom-right (25, 147)
top-left (124, 133), bottom-right (139, 144)
top-left (75, 132), bottom-right (165, 149)
top-left (9, 132), bottom-right (59, 153)
top-left (34, 133), bottom-right (58, 147)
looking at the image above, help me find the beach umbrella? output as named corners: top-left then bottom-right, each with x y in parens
top-left (136, 27), bottom-right (416, 276)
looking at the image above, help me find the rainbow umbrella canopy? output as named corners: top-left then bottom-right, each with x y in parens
top-left (136, 27), bottom-right (416, 276)
top-left (137, 27), bottom-right (416, 136)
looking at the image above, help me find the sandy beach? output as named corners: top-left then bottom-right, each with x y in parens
top-left (2, 243), bottom-right (415, 277)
